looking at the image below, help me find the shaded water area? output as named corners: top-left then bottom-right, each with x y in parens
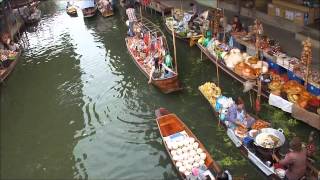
top-left (1, 1), bottom-right (319, 179)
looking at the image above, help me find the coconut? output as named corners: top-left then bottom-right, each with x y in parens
top-left (200, 153), bottom-right (206, 160)
top-left (176, 161), bottom-right (182, 168)
top-left (189, 150), bottom-right (196, 157)
top-left (186, 164), bottom-right (193, 171)
top-left (173, 155), bottom-right (179, 161)
top-left (194, 155), bottom-right (201, 161)
top-left (183, 160), bottom-right (189, 166)
top-left (182, 146), bottom-right (188, 153)
top-left (184, 170), bottom-right (191, 176)
top-left (188, 157), bottom-right (195, 164)
top-left (196, 148), bottom-right (203, 154)
top-left (193, 142), bottom-right (199, 149)
top-left (188, 137), bottom-right (195, 144)
top-left (193, 162), bottom-right (200, 168)
top-left (179, 166), bottom-right (186, 172)
top-left (172, 142), bottom-right (178, 150)
top-left (177, 140), bottom-right (184, 147)
top-left (171, 150), bottom-right (177, 156)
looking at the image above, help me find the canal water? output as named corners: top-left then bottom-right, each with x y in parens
top-left (1, 1), bottom-right (319, 179)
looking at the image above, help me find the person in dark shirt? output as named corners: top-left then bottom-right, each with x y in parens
top-left (231, 15), bottom-right (242, 33)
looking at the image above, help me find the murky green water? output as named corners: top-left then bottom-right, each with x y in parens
top-left (1, 1), bottom-right (319, 179)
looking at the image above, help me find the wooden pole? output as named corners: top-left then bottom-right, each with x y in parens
top-left (172, 10), bottom-right (177, 73)
top-left (223, 8), bottom-right (226, 43)
top-left (216, 58), bottom-right (220, 87)
top-left (304, 63), bottom-right (310, 88)
top-left (140, 4), bottom-right (142, 22)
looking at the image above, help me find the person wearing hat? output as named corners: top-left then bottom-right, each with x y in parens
top-left (226, 97), bottom-right (255, 129)
top-left (276, 137), bottom-right (307, 180)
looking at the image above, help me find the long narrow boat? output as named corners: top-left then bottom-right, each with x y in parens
top-left (155, 108), bottom-right (224, 179)
top-left (0, 50), bottom-right (21, 83)
top-left (197, 42), bottom-right (269, 98)
top-left (125, 17), bottom-right (182, 94)
top-left (198, 82), bottom-right (319, 180)
top-left (78, 0), bottom-right (97, 18)
top-left (164, 15), bottom-right (203, 43)
top-left (97, 0), bottom-right (114, 17)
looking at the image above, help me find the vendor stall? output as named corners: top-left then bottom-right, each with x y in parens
top-left (199, 82), bottom-right (319, 179)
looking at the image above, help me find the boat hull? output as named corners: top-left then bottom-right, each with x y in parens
top-left (155, 108), bottom-right (221, 179)
top-left (82, 7), bottom-right (97, 18)
top-left (124, 19), bottom-right (182, 94)
top-left (0, 51), bottom-right (21, 83)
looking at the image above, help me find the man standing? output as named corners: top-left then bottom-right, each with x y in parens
top-left (126, 4), bottom-right (137, 37)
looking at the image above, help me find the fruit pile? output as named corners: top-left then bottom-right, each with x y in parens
top-left (199, 82), bottom-right (221, 107)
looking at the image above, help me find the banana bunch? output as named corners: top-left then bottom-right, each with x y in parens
top-left (199, 82), bottom-right (222, 107)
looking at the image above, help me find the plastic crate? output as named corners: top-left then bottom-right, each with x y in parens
top-left (307, 83), bottom-right (320, 96)
top-left (287, 70), bottom-right (304, 85)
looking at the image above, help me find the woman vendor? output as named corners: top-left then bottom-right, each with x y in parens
top-left (273, 137), bottom-right (307, 180)
top-left (231, 16), bottom-right (242, 33)
top-left (228, 16), bottom-right (245, 50)
top-left (226, 97), bottom-right (255, 129)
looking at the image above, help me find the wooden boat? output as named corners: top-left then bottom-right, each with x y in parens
top-left (67, 5), bottom-right (78, 17)
top-left (97, 0), bottom-right (114, 17)
top-left (197, 42), bottom-right (320, 130)
top-left (197, 42), bottom-right (269, 98)
top-left (78, 0), bottom-right (97, 18)
top-left (164, 16), bottom-right (202, 43)
top-left (0, 50), bottom-right (21, 83)
top-left (164, 9), bottom-right (205, 44)
top-left (198, 83), bottom-right (319, 180)
top-left (155, 108), bottom-right (223, 179)
top-left (125, 17), bottom-right (182, 94)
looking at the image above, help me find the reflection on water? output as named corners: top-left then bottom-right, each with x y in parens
top-left (1, 0), bottom-right (319, 180)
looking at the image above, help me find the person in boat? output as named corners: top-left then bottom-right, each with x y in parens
top-left (188, 3), bottom-right (199, 26)
top-left (274, 137), bottom-right (307, 180)
top-left (226, 97), bottom-right (255, 129)
top-left (148, 52), bottom-right (161, 84)
top-left (215, 170), bottom-right (232, 180)
top-left (0, 33), bottom-right (19, 51)
top-left (252, 19), bottom-right (264, 36)
top-left (126, 4), bottom-right (137, 37)
top-left (163, 51), bottom-right (175, 78)
top-left (231, 15), bottom-right (242, 33)
top-left (229, 16), bottom-right (246, 50)
top-left (306, 131), bottom-right (316, 159)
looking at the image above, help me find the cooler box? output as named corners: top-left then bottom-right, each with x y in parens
top-left (266, 58), bottom-right (287, 74)
top-left (307, 83), bottom-right (320, 96)
top-left (287, 70), bottom-right (304, 85)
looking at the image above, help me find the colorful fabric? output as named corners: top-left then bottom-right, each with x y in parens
top-left (165, 54), bottom-right (173, 68)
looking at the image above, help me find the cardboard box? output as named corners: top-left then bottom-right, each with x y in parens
top-left (294, 11), bottom-right (304, 25)
top-left (285, 10), bottom-right (294, 20)
top-left (268, 3), bottom-right (275, 16)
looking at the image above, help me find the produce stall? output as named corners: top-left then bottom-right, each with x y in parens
top-left (232, 35), bottom-right (320, 96)
top-left (199, 82), bottom-right (319, 179)
top-left (199, 82), bottom-right (285, 179)
top-left (196, 34), bottom-right (320, 130)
